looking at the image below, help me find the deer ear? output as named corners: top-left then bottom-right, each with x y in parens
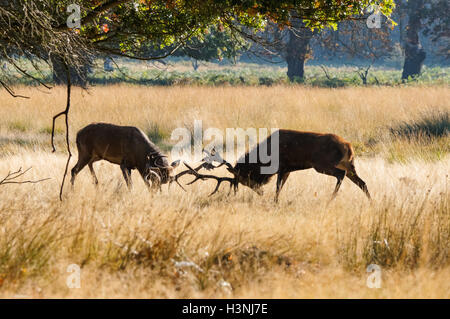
top-left (171, 159), bottom-right (180, 168)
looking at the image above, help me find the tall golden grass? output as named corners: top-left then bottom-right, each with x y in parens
top-left (0, 85), bottom-right (448, 298)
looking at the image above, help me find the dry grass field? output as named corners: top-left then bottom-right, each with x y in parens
top-left (0, 85), bottom-right (449, 298)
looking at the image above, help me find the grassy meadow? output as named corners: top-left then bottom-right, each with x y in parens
top-left (5, 59), bottom-right (450, 87)
top-left (0, 85), bottom-right (449, 298)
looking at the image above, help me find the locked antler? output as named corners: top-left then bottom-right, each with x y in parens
top-left (202, 147), bottom-right (236, 173)
top-left (170, 161), bottom-right (216, 192)
top-left (170, 148), bottom-right (238, 195)
top-left (181, 162), bottom-right (236, 196)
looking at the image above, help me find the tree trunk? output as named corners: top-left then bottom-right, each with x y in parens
top-left (51, 55), bottom-right (89, 86)
top-left (104, 57), bottom-right (114, 72)
top-left (285, 21), bottom-right (313, 82)
top-left (401, 0), bottom-right (426, 80)
top-left (191, 59), bottom-right (199, 71)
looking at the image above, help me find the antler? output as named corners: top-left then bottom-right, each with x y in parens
top-left (202, 147), bottom-right (236, 173)
top-left (148, 152), bottom-right (169, 169)
top-left (181, 162), bottom-right (236, 196)
top-left (170, 149), bottom-right (238, 195)
top-left (170, 162), bottom-right (215, 191)
top-left (146, 169), bottom-right (161, 189)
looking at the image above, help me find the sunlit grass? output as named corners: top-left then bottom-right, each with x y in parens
top-left (0, 85), bottom-right (448, 298)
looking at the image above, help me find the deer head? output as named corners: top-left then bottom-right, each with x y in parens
top-left (145, 152), bottom-right (180, 185)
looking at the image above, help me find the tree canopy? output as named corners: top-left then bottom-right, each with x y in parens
top-left (0, 0), bottom-right (395, 90)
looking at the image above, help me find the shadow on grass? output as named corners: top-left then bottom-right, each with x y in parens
top-left (390, 111), bottom-right (449, 139)
top-left (0, 136), bottom-right (34, 147)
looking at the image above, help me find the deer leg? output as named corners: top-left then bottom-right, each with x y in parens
top-left (120, 162), bottom-right (132, 189)
top-left (70, 156), bottom-right (90, 186)
top-left (88, 160), bottom-right (99, 185)
top-left (330, 169), bottom-right (346, 201)
top-left (346, 168), bottom-right (371, 200)
top-left (314, 166), bottom-right (346, 201)
top-left (139, 171), bottom-right (151, 188)
top-left (275, 171), bottom-right (290, 202)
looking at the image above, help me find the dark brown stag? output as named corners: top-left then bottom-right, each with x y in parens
top-left (71, 123), bottom-right (180, 189)
top-left (175, 129), bottom-right (371, 202)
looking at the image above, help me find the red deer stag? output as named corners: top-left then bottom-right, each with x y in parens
top-left (71, 123), bottom-right (180, 189)
top-left (175, 129), bottom-right (371, 202)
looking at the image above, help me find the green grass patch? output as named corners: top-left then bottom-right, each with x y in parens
top-left (39, 126), bottom-right (64, 135)
top-left (5, 59), bottom-right (448, 87)
top-left (145, 122), bottom-right (172, 152)
top-left (7, 121), bottom-right (30, 132)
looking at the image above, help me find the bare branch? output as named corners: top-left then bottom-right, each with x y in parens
top-left (319, 65), bottom-right (331, 80)
top-left (51, 64), bottom-right (72, 200)
top-left (107, 57), bottom-right (166, 84)
top-left (95, 28), bottom-right (194, 61)
top-left (0, 79), bottom-right (29, 98)
top-left (0, 167), bottom-right (50, 186)
top-left (4, 53), bottom-right (53, 90)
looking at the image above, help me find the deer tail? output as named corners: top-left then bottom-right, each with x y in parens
top-left (347, 143), bottom-right (354, 163)
top-left (336, 142), bottom-right (355, 172)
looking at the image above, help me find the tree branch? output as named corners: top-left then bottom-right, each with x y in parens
top-left (96, 40), bottom-right (184, 61)
top-left (0, 79), bottom-right (29, 98)
top-left (0, 167), bottom-right (50, 186)
top-left (51, 63), bottom-right (72, 200)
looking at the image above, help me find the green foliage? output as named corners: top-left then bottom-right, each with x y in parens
top-left (174, 26), bottom-right (250, 64)
top-left (1, 0), bottom-right (397, 88)
top-left (309, 77), bottom-right (349, 88)
top-left (92, 63), bottom-right (448, 87)
top-left (56, 0), bottom-right (396, 56)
